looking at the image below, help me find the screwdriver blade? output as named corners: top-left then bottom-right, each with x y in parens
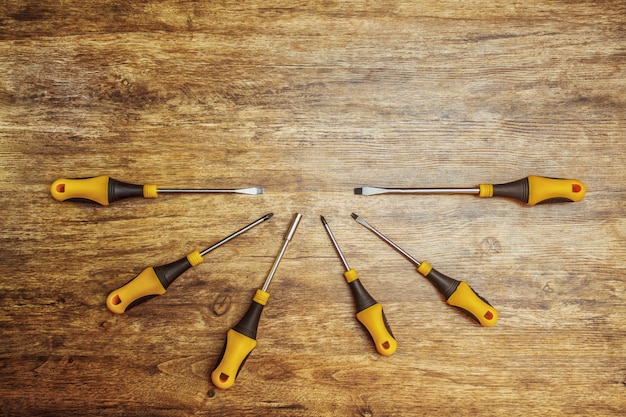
top-left (159, 187), bottom-right (264, 195)
top-left (200, 213), bottom-right (273, 256)
top-left (320, 215), bottom-right (350, 271)
top-left (262, 213), bottom-right (302, 292)
top-left (355, 187), bottom-right (479, 196)
top-left (351, 213), bottom-right (421, 266)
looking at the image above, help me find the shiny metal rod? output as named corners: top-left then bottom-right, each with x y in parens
top-left (355, 187), bottom-right (479, 196)
top-left (200, 213), bottom-right (273, 256)
top-left (262, 213), bottom-right (303, 292)
top-left (351, 213), bottom-right (421, 267)
top-left (320, 216), bottom-right (350, 271)
top-left (159, 187), bottom-right (263, 195)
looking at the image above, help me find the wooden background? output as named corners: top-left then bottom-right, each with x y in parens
top-left (1, 1), bottom-right (624, 416)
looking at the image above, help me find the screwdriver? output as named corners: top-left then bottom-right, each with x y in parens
top-left (211, 213), bottom-right (302, 389)
top-left (355, 175), bottom-right (586, 206)
top-left (320, 216), bottom-right (397, 356)
top-left (51, 175), bottom-right (263, 205)
top-left (351, 214), bottom-right (498, 327)
top-left (105, 213), bottom-right (273, 314)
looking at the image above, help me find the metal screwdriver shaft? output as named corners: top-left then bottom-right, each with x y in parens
top-left (200, 213), bottom-right (273, 256)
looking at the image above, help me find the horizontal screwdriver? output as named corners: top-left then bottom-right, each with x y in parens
top-left (51, 175), bottom-right (263, 205)
top-left (355, 175), bottom-right (586, 206)
top-left (105, 213), bottom-right (273, 314)
top-left (351, 214), bottom-right (498, 327)
top-left (321, 216), bottom-right (397, 356)
top-left (211, 213), bottom-right (302, 390)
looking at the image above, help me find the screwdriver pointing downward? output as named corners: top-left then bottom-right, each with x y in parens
top-left (211, 213), bottom-right (302, 390)
top-left (51, 175), bottom-right (263, 205)
top-left (355, 175), bottom-right (586, 206)
top-left (351, 214), bottom-right (498, 327)
top-left (321, 216), bottom-right (396, 356)
top-left (106, 213), bottom-right (273, 314)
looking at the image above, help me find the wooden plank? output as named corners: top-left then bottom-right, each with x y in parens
top-left (1, 1), bottom-right (625, 415)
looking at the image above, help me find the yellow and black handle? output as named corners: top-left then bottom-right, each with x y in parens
top-left (479, 175), bottom-right (586, 206)
top-left (417, 262), bottom-right (498, 327)
top-left (106, 250), bottom-right (203, 314)
top-left (51, 176), bottom-right (157, 205)
top-left (344, 269), bottom-right (397, 356)
top-left (211, 289), bottom-right (269, 389)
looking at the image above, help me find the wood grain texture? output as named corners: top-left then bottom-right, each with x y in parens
top-left (1, 1), bottom-right (625, 415)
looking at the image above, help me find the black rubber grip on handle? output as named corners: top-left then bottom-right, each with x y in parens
top-left (348, 279), bottom-right (378, 312)
top-left (492, 177), bottom-right (529, 204)
top-left (233, 301), bottom-right (265, 340)
top-left (424, 268), bottom-right (461, 300)
top-left (108, 178), bottom-right (145, 203)
top-left (154, 257), bottom-right (193, 289)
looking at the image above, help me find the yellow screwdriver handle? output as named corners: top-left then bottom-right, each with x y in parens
top-left (50, 176), bottom-right (157, 205)
top-left (447, 281), bottom-right (498, 327)
top-left (212, 289), bottom-right (269, 389)
top-left (526, 176), bottom-right (586, 205)
top-left (355, 303), bottom-right (398, 356)
top-left (344, 269), bottom-right (397, 355)
top-left (479, 175), bottom-right (586, 206)
top-left (106, 251), bottom-right (202, 314)
top-left (211, 329), bottom-right (257, 390)
top-left (417, 262), bottom-right (498, 327)
top-left (51, 176), bottom-right (111, 205)
top-left (106, 267), bottom-right (166, 314)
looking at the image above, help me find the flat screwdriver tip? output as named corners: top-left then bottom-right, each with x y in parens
top-left (354, 188), bottom-right (363, 195)
top-left (351, 213), bottom-right (359, 219)
top-left (233, 187), bottom-right (263, 195)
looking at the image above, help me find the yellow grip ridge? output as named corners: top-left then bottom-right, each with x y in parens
top-left (143, 184), bottom-right (158, 199)
top-left (356, 303), bottom-right (397, 356)
top-left (252, 289), bottom-right (270, 306)
top-left (527, 175), bottom-right (586, 205)
top-left (186, 250), bottom-right (204, 267)
top-left (417, 261), bottom-right (433, 276)
top-left (50, 176), bottom-right (110, 205)
top-left (211, 329), bottom-right (257, 389)
top-left (447, 281), bottom-right (498, 327)
top-left (479, 183), bottom-right (494, 198)
top-left (344, 268), bottom-right (359, 283)
top-left (106, 267), bottom-right (166, 314)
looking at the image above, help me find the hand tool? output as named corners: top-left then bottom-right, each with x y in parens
top-left (106, 213), bottom-right (273, 314)
top-left (51, 175), bottom-right (263, 205)
top-left (355, 175), bottom-right (586, 206)
top-left (321, 216), bottom-right (396, 355)
top-left (211, 213), bottom-right (302, 389)
top-left (351, 214), bottom-right (498, 326)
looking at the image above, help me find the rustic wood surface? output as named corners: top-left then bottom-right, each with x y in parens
top-left (1, 1), bottom-right (624, 416)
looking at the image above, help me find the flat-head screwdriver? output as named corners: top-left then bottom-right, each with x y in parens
top-left (321, 216), bottom-right (396, 356)
top-left (51, 175), bottom-right (263, 205)
top-left (351, 214), bottom-right (498, 327)
top-left (355, 175), bottom-right (585, 206)
top-left (105, 213), bottom-right (273, 314)
top-left (211, 213), bottom-right (302, 390)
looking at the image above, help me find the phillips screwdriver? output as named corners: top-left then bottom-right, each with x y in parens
top-left (355, 175), bottom-right (586, 206)
top-left (351, 214), bottom-right (498, 326)
top-left (105, 213), bottom-right (273, 314)
top-left (51, 175), bottom-right (263, 205)
top-left (321, 216), bottom-right (397, 356)
top-left (211, 213), bottom-right (302, 389)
